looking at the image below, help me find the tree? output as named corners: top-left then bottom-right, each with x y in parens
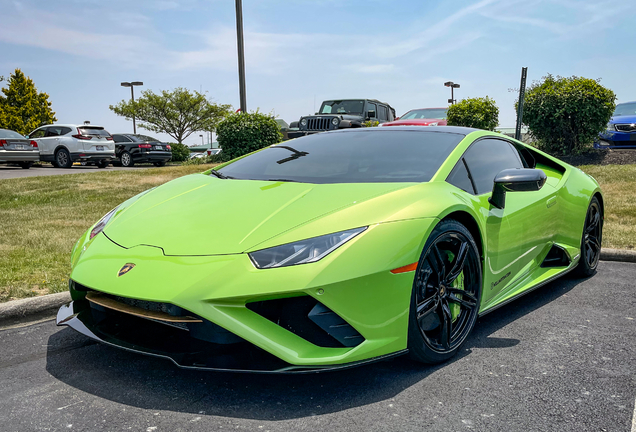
top-left (217, 112), bottom-right (282, 161)
top-left (109, 87), bottom-right (232, 144)
top-left (0, 69), bottom-right (57, 135)
top-left (446, 97), bottom-right (499, 131)
top-left (521, 74), bottom-right (616, 155)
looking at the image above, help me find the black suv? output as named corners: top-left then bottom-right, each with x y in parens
top-left (111, 134), bottom-right (172, 167)
top-left (288, 99), bottom-right (396, 139)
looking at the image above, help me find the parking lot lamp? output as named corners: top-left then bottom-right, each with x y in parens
top-left (121, 81), bottom-right (143, 133)
top-left (199, 134), bottom-right (204, 146)
top-left (444, 81), bottom-right (460, 105)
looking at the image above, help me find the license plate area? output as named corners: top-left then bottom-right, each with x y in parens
top-left (15, 145), bottom-right (26, 150)
top-left (96, 145), bottom-right (104, 151)
top-left (155, 145), bottom-right (163, 150)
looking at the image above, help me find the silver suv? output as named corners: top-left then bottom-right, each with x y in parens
top-left (28, 124), bottom-right (115, 168)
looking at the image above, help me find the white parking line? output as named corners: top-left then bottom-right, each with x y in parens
top-left (632, 397), bottom-right (636, 432)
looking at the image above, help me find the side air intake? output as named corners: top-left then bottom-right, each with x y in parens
top-left (540, 244), bottom-right (571, 268)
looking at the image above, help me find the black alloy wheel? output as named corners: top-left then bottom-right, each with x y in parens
top-left (153, 161), bottom-right (166, 167)
top-left (120, 151), bottom-right (134, 167)
top-left (408, 219), bottom-right (482, 364)
top-left (19, 161), bottom-right (32, 169)
top-left (55, 149), bottom-right (72, 168)
top-left (574, 196), bottom-right (603, 277)
top-left (96, 160), bottom-right (109, 169)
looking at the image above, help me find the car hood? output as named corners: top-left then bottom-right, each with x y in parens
top-left (383, 119), bottom-right (445, 126)
top-left (611, 115), bottom-right (636, 124)
top-left (103, 174), bottom-right (416, 256)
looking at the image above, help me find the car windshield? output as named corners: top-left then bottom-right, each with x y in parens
top-left (400, 109), bottom-right (448, 120)
top-left (0, 129), bottom-right (25, 139)
top-left (129, 134), bottom-right (160, 142)
top-left (79, 127), bottom-right (110, 137)
top-left (217, 130), bottom-right (464, 184)
top-left (613, 102), bottom-right (636, 117)
top-left (319, 100), bottom-right (365, 115)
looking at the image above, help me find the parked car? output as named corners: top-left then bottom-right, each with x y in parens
top-left (189, 152), bottom-right (207, 160)
top-left (595, 101), bottom-right (636, 149)
top-left (27, 124), bottom-right (115, 168)
top-left (380, 108), bottom-right (448, 127)
top-left (207, 148), bottom-right (222, 156)
top-left (58, 126), bottom-right (602, 372)
top-left (111, 134), bottom-right (172, 167)
top-left (288, 99), bottom-right (396, 139)
top-left (0, 129), bottom-right (40, 169)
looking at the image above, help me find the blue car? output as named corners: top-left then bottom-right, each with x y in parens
top-left (595, 101), bottom-right (636, 149)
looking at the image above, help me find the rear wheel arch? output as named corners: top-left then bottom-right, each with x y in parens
top-left (593, 192), bottom-right (604, 218)
top-left (54, 145), bottom-right (70, 155)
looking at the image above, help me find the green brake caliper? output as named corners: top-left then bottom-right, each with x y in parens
top-left (445, 250), bottom-right (464, 322)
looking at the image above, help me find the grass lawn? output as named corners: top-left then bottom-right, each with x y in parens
top-left (0, 163), bottom-right (634, 302)
top-left (0, 164), bottom-right (216, 302)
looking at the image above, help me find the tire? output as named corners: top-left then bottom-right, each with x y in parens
top-left (51, 160), bottom-right (60, 168)
top-left (19, 162), bottom-right (32, 169)
top-left (153, 161), bottom-right (166, 167)
top-left (573, 196), bottom-right (603, 278)
top-left (408, 219), bottom-right (482, 364)
top-left (120, 151), bottom-right (134, 167)
top-left (96, 160), bottom-right (109, 169)
top-left (55, 148), bottom-right (72, 168)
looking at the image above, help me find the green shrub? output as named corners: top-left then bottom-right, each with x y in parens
top-left (168, 142), bottom-right (190, 162)
top-left (217, 112), bottom-right (282, 161)
top-left (446, 97), bottom-right (499, 131)
top-left (362, 120), bottom-right (379, 127)
top-left (521, 74), bottom-right (616, 155)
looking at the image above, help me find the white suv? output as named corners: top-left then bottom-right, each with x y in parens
top-left (28, 124), bottom-right (115, 168)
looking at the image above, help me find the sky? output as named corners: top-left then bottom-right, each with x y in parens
top-left (1, 0), bottom-right (635, 146)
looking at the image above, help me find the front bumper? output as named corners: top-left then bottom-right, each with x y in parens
top-left (595, 130), bottom-right (636, 149)
top-left (56, 299), bottom-right (406, 373)
top-left (61, 218), bottom-right (436, 371)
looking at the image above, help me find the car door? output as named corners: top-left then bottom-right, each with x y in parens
top-left (449, 138), bottom-right (556, 306)
top-left (45, 126), bottom-right (69, 153)
top-left (28, 127), bottom-right (49, 156)
top-left (366, 101), bottom-right (378, 122)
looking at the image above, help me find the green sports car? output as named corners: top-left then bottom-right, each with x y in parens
top-left (57, 126), bottom-right (603, 372)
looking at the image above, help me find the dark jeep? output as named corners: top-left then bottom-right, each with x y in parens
top-left (288, 99), bottom-right (396, 139)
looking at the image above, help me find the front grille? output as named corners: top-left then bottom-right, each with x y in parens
top-left (307, 117), bottom-right (333, 131)
top-left (615, 123), bottom-right (636, 132)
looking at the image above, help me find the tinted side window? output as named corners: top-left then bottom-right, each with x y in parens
top-left (46, 127), bottom-right (67, 137)
top-left (367, 102), bottom-right (377, 118)
top-left (447, 160), bottom-right (474, 193)
top-left (30, 128), bottom-right (46, 138)
top-left (60, 127), bottom-right (72, 135)
top-left (463, 139), bottom-right (523, 195)
top-left (377, 105), bottom-right (388, 121)
top-left (112, 134), bottom-right (130, 143)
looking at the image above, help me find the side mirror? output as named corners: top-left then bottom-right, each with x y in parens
top-left (367, 110), bottom-right (376, 119)
top-left (489, 168), bottom-right (547, 209)
top-left (289, 121), bottom-right (299, 128)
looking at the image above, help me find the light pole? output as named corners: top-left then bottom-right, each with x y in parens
top-left (235, 0), bottom-right (247, 113)
top-left (121, 81), bottom-right (143, 133)
top-left (444, 81), bottom-right (460, 104)
top-left (199, 134), bottom-right (204, 146)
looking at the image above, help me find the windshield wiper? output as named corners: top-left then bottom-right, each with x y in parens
top-left (273, 145), bottom-right (309, 164)
top-left (267, 178), bottom-right (300, 183)
top-left (209, 169), bottom-right (232, 179)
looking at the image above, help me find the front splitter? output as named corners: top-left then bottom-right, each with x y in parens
top-left (56, 301), bottom-right (407, 374)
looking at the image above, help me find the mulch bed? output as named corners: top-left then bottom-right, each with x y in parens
top-left (557, 149), bottom-right (636, 166)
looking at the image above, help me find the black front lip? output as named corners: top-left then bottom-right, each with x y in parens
top-left (56, 300), bottom-right (407, 374)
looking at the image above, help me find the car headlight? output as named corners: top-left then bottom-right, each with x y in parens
top-left (90, 206), bottom-right (120, 239)
top-left (300, 118), bottom-right (307, 127)
top-left (607, 122), bottom-right (615, 131)
top-left (249, 227), bottom-right (367, 269)
top-left (332, 117), bottom-right (340, 126)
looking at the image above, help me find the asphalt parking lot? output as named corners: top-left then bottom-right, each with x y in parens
top-left (0, 261), bottom-right (634, 432)
top-left (0, 164), bottom-right (153, 180)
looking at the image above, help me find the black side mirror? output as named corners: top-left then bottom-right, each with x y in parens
top-left (289, 121), bottom-right (299, 129)
top-left (367, 110), bottom-right (376, 119)
top-left (489, 168), bottom-right (547, 209)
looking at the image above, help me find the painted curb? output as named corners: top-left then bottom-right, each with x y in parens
top-left (600, 248), bottom-right (636, 263)
top-left (0, 291), bottom-right (70, 325)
